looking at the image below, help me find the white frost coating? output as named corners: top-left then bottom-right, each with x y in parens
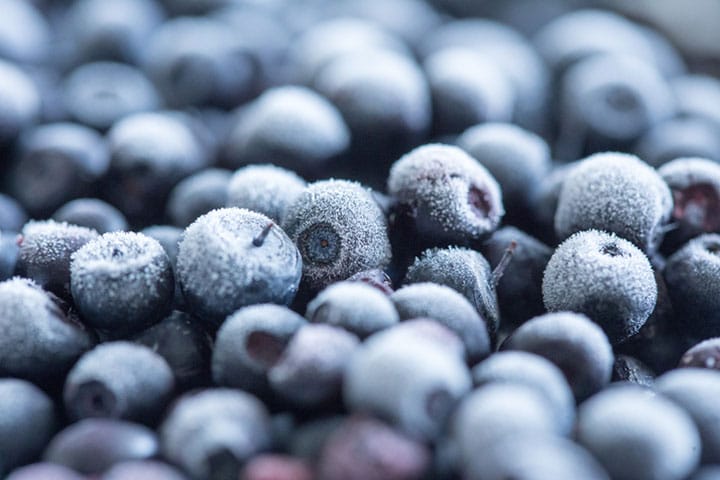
top-left (19, 220), bottom-right (98, 271)
top-left (660, 157), bottom-right (720, 192)
top-left (344, 332), bottom-right (471, 442)
top-left (305, 281), bottom-right (399, 338)
top-left (543, 230), bottom-right (657, 344)
top-left (391, 282), bottom-right (490, 362)
top-left (226, 164), bottom-right (307, 224)
top-left (388, 144), bottom-right (504, 241)
top-left (577, 385), bottom-right (701, 480)
top-left (282, 180), bottom-right (391, 290)
top-left (554, 152), bottom-right (673, 252)
top-left (177, 208), bottom-right (302, 322)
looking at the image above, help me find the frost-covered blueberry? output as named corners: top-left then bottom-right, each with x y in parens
top-left (0, 379), bottom-right (56, 476)
top-left (305, 281), bottom-right (399, 339)
top-left (212, 304), bottom-right (306, 396)
top-left (664, 234), bottom-right (720, 338)
top-left (404, 247), bottom-right (499, 336)
top-left (0, 59), bottom-right (41, 145)
top-left (160, 389), bottom-right (272, 480)
top-left (0, 277), bottom-right (93, 384)
top-left (283, 180), bottom-right (390, 292)
top-left (0, 0), bottom-right (50, 64)
top-left (53, 198), bottom-right (128, 234)
top-left (672, 74), bottom-right (720, 128)
top-left (635, 117), bottom-right (720, 167)
top-left (388, 144), bottom-right (504, 248)
top-left (167, 168), bottom-right (232, 227)
top-left (377, 319), bottom-right (467, 360)
top-left (346, 268), bottom-right (394, 296)
top-left (102, 460), bottom-right (188, 480)
top-left (612, 355), bottom-right (655, 387)
top-left (576, 385), bottom-right (700, 480)
top-left (502, 311), bottom-right (614, 400)
top-left (226, 165), bottom-right (307, 224)
top-left (70, 231), bottom-right (174, 337)
top-left (0, 193), bottom-right (27, 232)
top-left (64, 341), bottom-right (174, 423)
top-left (177, 209), bottom-right (302, 325)
top-left (543, 230), bottom-right (657, 344)
top-left (471, 352), bottom-right (575, 434)
top-left (554, 152), bottom-right (673, 253)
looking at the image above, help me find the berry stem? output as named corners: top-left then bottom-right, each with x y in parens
top-left (491, 240), bottom-right (517, 287)
top-left (252, 222), bottom-right (274, 247)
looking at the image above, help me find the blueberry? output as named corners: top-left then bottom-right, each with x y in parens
top-left (143, 17), bottom-right (261, 108)
top-left (529, 161), bottom-right (577, 244)
top-left (305, 281), bottom-right (399, 338)
top-left (0, 0), bottom-right (50, 64)
top-left (635, 117), bottom-right (720, 167)
top-left (346, 268), bottom-right (394, 296)
top-left (288, 416), bottom-right (345, 462)
top-left (672, 74), bottom-right (720, 128)
top-left (221, 86), bottom-right (350, 176)
top-left (423, 48), bottom-right (514, 135)
top-left (664, 234), bottom-right (720, 338)
top-left (62, 61), bottom-right (161, 131)
top-left (241, 454), bottom-right (313, 480)
top-left (680, 338), bottom-right (720, 370)
top-left (141, 225), bottom-right (181, 266)
top-left (344, 327), bottom-right (472, 441)
top-left (6, 463), bottom-right (84, 480)
top-left (612, 355), bottom-right (655, 387)
top-left (0, 277), bottom-right (93, 384)
top-left (160, 389), bottom-right (272, 480)
top-left (689, 466), bottom-right (720, 480)
top-left (43, 419), bottom-right (159, 475)
top-left (555, 152), bottom-right (672, 253)
top-left (576, 385), bottom-right (700, 480)
top-left (404, 246), bottom-right (498, 336)
top-left (177, 208), bottom-right (302, 325)
top-left (64, 341), bottom-right (174, 423)
top-left (0, 59), bottom-right (41, 145)
top-left (0, 193), bottom-right (27, 232)
top-left (0, 378), bottom-right (56, 476)
top-left (387, 144), bottom-right (504, 249)
top-left (102, 460), bottom-right (188, 480)
top-left (70, 231), bottom-right (174, 337)
top-left (391, 282), bottom-right (491, 363)
top-left (316, 415), bottom-right (431, 480)
top-left (502, 311), bottom-right (613, 400)
top-left (282, 180), bottom-right (390, 292)
top-left (471, 351), bottom-right (575, 434)
top-left (376, 318), bottom-right (467, 360)
top-left (543, 230), bottom-right (657, 344)
top-left (212, 304), bottom-right (306, 396)
top-left (225, 164), bottom-right (307, 225)
top-left (53, 198), bottom-right (129, 234)
top-left (0, 231), bottom-right (19, 281)
top-left (167, 168), bottom-right (232, 228)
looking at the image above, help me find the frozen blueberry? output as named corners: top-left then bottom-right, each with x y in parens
top-left (212, 304), bottom-right (306, 396)
top-left (391, 282), bottom-right (491, 363)
top-left (141, 226), bottom-right (181, 265)
top-left (388, 144), bottom-right (504, 249)
top-left (62, 61), bottom-right (160, 130)
top-left (269, 324), bottom-right (359, 409)
top-left (6, 463), bottom-right (84, 480)
top-left (160, 389), bottom-right (272, 480)
top-left (471, 351), bottom-right (575, 434)
top-left (53, 198), bottom-right (129, 234)
top-left (44, 419), bottom-right (158, 475)
top-left (344, 329), bottom-right (472, 441)
top-left (424, 48), bottom-right (514, 135)
top-left (556, 54), bottom-right (674, 159)
top-left (680, 338), bottom-right (720, 370)
top-left (346, 268), bottom-right (394, 296)
top-left (0, 378), bottom-right (56, 476)
top-left (16, 220), bottom-right (99, 298)
top-left (316, 415), bottom-right (430, 480)
top-left (105, 111), bottom-right (208, 224)
top-left (576, 385), bottom-right (700, 480)
top-left (555, 152), bottom-right (672, 253)
top-left (0, 231), bottom-right (19, 281)
top-left (241, 454), bottom-right (313, 480)
top-left (405, 247), bottom-right (498, 334)
top-left (70, 231), bottom-right (174, 337)
top-left (167, 168), bottom-right (232, 227)
top-left (672, 74), bottom-right (720, 128)
top-left (64, 341), bottom-right (174, 423)
top-left (458, 122), bottom-right (551, 220)
top-left (0, 0), bottom-right (50, 64)
top-left (222, 86), bottom-right (350, 176)
top-left (283, 180), bottom-right (390, 292)
top-left (0, 193), bottom-right (27, 232)
top-left (502, 311), bottom-right (613, 400)
top-left (529, 162), bottom-right (576, 244)
top-left (178, 208), bottom-right (302, 325)
top-left (0, 59), bottom-right (41, 145)
top-left (226, 164), bottom-right (307, 225)
top-left (376, 319), bottom-right (467, 360)
top-left (612, 355), bottom-right (655, 387)
top-left (143, 17), bottom-right (261, 108)
top-left (8, 122), bottom-right (109, 216)
top-left (102, 460), bottom-right (188, 480)
top-left (635, 117), bottom-right (720, 167)
top-left (543, 230), bottom-right (657, 344)
top-left (664, 234), bottom-right (720, 338)
top-left (0, 277), bottom-right (93, 384)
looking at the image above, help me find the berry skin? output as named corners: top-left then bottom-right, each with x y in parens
top-left (502, 311), bottom-right (614, 400)
top-left (0, 193), bottom-right (27, 232)
top-left (0, 231), bottom-right (20, 281)
top-left (0, 59), bottom-right (41, 145)
top-left (6, 463), bottom-right (84, 480)
top-left (635, 117), bottom-right (720, 167)
top-left (0, 0), bottom-right (50, 64)
top-left (283, 180), bottom-right (391, 292)
top-left (241, 454), bottom-right (313, 480)
top-left (167, 168), bottom-right (232, 228)
top-left (680, 338), bottom-right (720, 370)
top-left (0, 378), bottom-right (56, 476)
top-left (64, 341), bottom-right (175, 423)
top-left (672, 74), bottom-right (720, 128)
top-left (542, 230), bottom-right (657, 344)
top-left (177, 208), bottom-right (302, 325)
top-left (71, 231), bottom-right (174, 337)
top-left (387, 144), bottom-right (504, 248)
top-left (555, 152), bottom-right (672, 253)
top-left (346, 268), bottom-right (394, 295)
top-left (53, 198), bottom-right (129, 234)
top-left (305, 281), bottom-right (399, 339)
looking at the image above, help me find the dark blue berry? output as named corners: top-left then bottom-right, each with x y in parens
top-left (0, 59), bottom-right (41, 145)
top-left (166, 168), bottom-right (231, 228)
top-left (0, 193), bottom-right (28, 232)
top-left (0, 231), bottom-right (20, 281)
top-left (53, 198), bottom-right (129, 234)
top-left (635, 117), bottom-right (720, 167)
